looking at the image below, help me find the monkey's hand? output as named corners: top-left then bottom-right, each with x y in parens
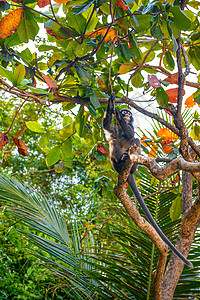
top-left (115, 108), bottom-right (122, 121)
top-left (108, 92), bottom-right (116, 114)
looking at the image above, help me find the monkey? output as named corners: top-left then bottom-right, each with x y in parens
top-left (102, 93), bottom-right (193, 268)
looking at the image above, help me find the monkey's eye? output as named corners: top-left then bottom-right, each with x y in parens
top-left (121, 111), bottom-right (126, 114)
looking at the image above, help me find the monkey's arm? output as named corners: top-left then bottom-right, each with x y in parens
top-left (102, 93), bottom-right (115, 133)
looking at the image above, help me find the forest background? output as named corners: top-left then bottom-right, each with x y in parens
top-left (0, 0), bottom-right (200, 299)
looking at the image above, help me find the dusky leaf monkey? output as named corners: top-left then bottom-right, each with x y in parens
top-left (102, 93), bottom-right (193, 268)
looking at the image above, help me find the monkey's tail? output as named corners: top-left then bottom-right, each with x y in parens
top-left (127, 175), bottom-right (193, 268)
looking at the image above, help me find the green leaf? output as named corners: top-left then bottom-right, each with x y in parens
top-left (73, 0), bottom-right (94, 15)
top-left (39, 133), bottom-right (49, 149)
top-left (66, 10), bottom-right (86, 34)
top-left (0, 1), bottom-right (10, 11)
top-left (13, 64), bottom-right (25, 86)
top-left (46, 145), bottom-right (61, 166)
top-left (119, 62), bottom-right (135, 75)
top-left (75, 40), bottom-right (91, 57)
top-left (51, 23), bottom-right (73, 40)
top-left (63, 116), bottom-right (73, 127)
top-left (26, 121), bottom-right (45, 133)
top-left (194, 89), bottom-right (200, 104)
top-left (170, 195), bottom-right (182, 221)
top-left (17, 10), bottom-right (39, 43)
top-left (169, 6), bottom-right (191, 31)
top-left (20, 48), bottom-right (33, 62)
top-left (76, 66), bottom-right (91, 84)
top-left (128, 34), bottom-right (141, 60)
top-left (131, 71), bottom-right (144, 88)
top-left (90, 92), bottom-right (101, 109)
top-left (62, 139), bottom-right (73, 161)
top-left (0, 65), bottom-right (14, 83)
top-left (28, 86), bottom-right (48, 94)
top-left (59, 124), bottom-right (74, 139)
top-left (156, 87), bottom-right (169, 108)
top-left (75, 107), bottom-right (85, 137)
top-left (163, 52), bottom-right (175, 71)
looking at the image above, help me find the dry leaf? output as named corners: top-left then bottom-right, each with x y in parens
top-left (43, 75), bottom-right (57, 88)
top-left (0, 8), bottom-right (23, 39)
top-left (163, 73), bottom-right (179, 84)
top-left (157, 128), bottom-right (178, 142)
top-left (148, 74), bottom-right (161, 88)
top-left (11, 136), bottom-right (29, 156)
top-left (87, 28), bottom-right (116, 42)
top-left (0, 132), bottom-right (9, 149)
top-left (117, 0), bottom-right (128, 10)
top-left (162, 141), bottom-right (173, 154)
top-left (37, 0), bottom-right (50, 8)
top-left (53, 0), bottom-right (69, 3)
top-left (165, 88), bottom-right (185, 103)
top-left (185, 93), bottom-right (196, 108)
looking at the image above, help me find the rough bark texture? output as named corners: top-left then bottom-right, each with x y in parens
top-left (113, 155), bottom-right (168, 300)
top-left (160, 172), bottom-right (199, 299)
top-left (122, 151), bottom-right (200, 299)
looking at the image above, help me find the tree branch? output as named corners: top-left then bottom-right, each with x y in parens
top-left (113, 156), bottom-right (168, 299)
top-left (129, 153), bottom-right (200, 180)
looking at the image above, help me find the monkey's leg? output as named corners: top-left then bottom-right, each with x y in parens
top-left (109, 139), bottom-right (126, 173)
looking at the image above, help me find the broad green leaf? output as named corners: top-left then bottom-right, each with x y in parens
top-left (131, 71), bottom-right (144, 88)
top-left (66, 10), bottom-right (86, 34)
top-left (119, 43), bottom-right (134, 61)
top-left (194, 90), bottom-right (200, 104)
top-left (90, 92), bottom-right (101, 109)
top-left (63, 116), bottom-right (73, 127)
top-left (73, 0), bottom-right (94, 15)
top-left (20, 48), bottom-right (33, 61)
top-left (76, 66), bottom-right (91, 84)
top-left (169, 6), bottom-right (191, 31)
top-left (38, 45), bottom-right (62, 52)
top-left (51, 23), bottom-right (73, 40)
top-left (163, 52), bottom-right (175, 71)
top-left (119, 62), bottom-right (135, 74)
top-left (26, 121), bottom-right (45, 133)
top-left (39, 133), bottom-right (49, 149)
top-left (46, 145), bottom-right (61, 166)
top-left (75, 106), bottom-right (85, 137)
top-left (14, 64), bottom-right (25, 85)
top-left (17, 10), bottom-right (39, 43)
top-left (170, 195), bottom-right (182, 221)
top-left (28, 86), bottom-right (48, 94)
top-left (128, 34), bottom-right (141, 60)
top-left (59, 124), bottom-right (74, 139)
top-left (190, 124), bottom-right (200, 141)
top-left (151, 24), bottom-right (162, 40)
top-left (0, 65), bottom-right (14, 82)
top-left (134, 15), bottom-right (151, 32)
top-left (62, 139), bottom-right (73, 161)
top-left (156, 87), bottom-right (169, 108)
top-left (75, 40), bottom-right (91, 57)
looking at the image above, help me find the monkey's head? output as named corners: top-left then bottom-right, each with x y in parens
top-left (120, 109), bottom-right (134, 124)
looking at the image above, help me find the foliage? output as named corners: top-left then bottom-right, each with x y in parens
top-left (0, 0), bottom-right (200, 299)
top-left (1, 172), bottom-right (200, 299)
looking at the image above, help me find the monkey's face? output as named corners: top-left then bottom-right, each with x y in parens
top-left (120, 109), bottom-right (134, 124)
